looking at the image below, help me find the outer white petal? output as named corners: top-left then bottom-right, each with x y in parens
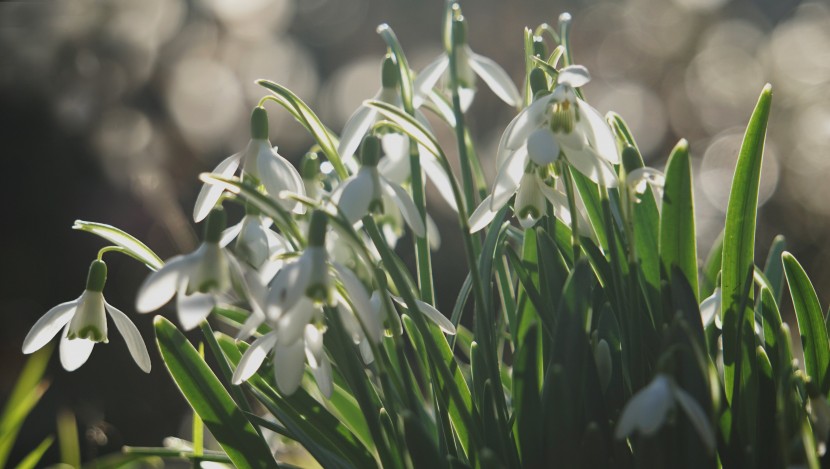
top-left (313, 355), bottom-right (333, 398)
top-left (381, 178), bottom-right (426, 237)
top-left (135, 255), bottom-right (193, 313)
top-left (232, 332), bottom-right (278, 384)
top-left (422, 155), bottom-right (457, 212)
top-left (578, 100), bottom-right (620, 164)
top-left (505, 94), bottom-right (555, 150)
top-left (458, 88), bottom-right (476, 112)
top-left (305, 326), bottom-right (332, 397)
top-left (497, 112), bottom-right (521, 168)
top-left (333, 171), bottom-right (375, 224)
top-left (338, 104), bottom-right (378, 163)
top-left (565, 146), bottom-right (619, 188)
top-left (193, 152), bottom-right (242, 222)
top-left (276, 297), bottom-right (317, 345)
top-left (59, 328), bottom-right (95, 371)
top-left (219, 221), bottom-right (244, 248)
top-left (22, 299), bottom-right (78, 354)
top-left (515, 173), bottom-right (546, 229)
top-left (615, 375), bottom-right (674, 439)
top-left (267, 258), bottom-right (311, 321)
top-left (468, 52), bottom-right (521, 107)
top-left (257, 143), bottom-right (306, 214)
top-left (333, 262), bottom-right (380, 343)
top-left (426, 214), bottom-right (442, 250)
top-left (390, 295), bottom-right (456, 335)
top-left (413, 55), bottom-right (450, 107)
top-left (526, 128), bottom-right (561, 166)
top-left (105, 301), bottom-right (151, 373)
top-left (176, 290), bottom-right (215, 331)
top-left (236, 311), bottom-right (265, 340)
top-left (672, 385), bottom-right (716, 454)
top-left (236, 216), bottom-right (271, 268)
top-left (469, 196), bottom-right (499, 234)
top-left (359, 339), bottom-right (375, 365)
top-left (491, 147), bottom-right (527, 211)
top-left (273, 338), bottom-right (306, 395)
top-left (556, 65), bottom-right (591, 88)
top-left (699, 288), bottom-right (721, 328)
top-left (379, 133), bottom-right (411, 184)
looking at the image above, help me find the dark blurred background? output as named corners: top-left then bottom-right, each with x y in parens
top-left (2, 0), bottom-right (828, 465)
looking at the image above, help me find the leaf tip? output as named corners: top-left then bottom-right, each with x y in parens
top-left (762, 83), bottom-right (773, 94)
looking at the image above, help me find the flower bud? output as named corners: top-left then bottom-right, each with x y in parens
top-left (359, 135), bottom-right (381, 167)
top-left (381, 56), bottom-right (399, 90)
top-left (301, 152), bottom-right (321, 180)
top-left (532, 36), bottom-right (546, 58)
top-left (529, 68), bottom-right (548, 97)
top-left (250, 107), bottom-right (269, 140)
top-left (307, 210), bottom-right (328, 247)
top-left (452, 16), bottom-right (467, 46)
top-left (85, 259), bottom-right (107, 293)
top-left (204, 208), bottom-right (227, 244)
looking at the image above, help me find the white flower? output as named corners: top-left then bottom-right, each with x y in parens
top-left (699, 287), bottom-right (722, 328)
top-left (626, 167), bottom-right (666, 203)
top-left (220, 213), bottom-right (290, 272)
top-left (22, 260), bottom-right (150, 373)
top-left (136, 209), bottom-right (247, 330)
top-left (615, 374), bottom-right (715, 454)
top-left (501, 65), bottom-right (619, 187)
top-left (331, 136), bottom-right (426, 237)
top-left (413, 18), bottom-right (520, 111)
top-left (193, 107), bottom-right (305, 222)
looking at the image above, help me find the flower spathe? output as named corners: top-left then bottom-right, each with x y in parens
top-left (193, 107), bottom-right (305, 222)
top-left (22, 260), bottom-right (150, 373)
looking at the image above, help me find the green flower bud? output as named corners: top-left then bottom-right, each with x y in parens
top-left (359, 135), bottom-right (381, 167)
top-left (452, 16), bottom-right (467, 46)
top-left (85, 260), bottom-right (108, 292)
top-left (381, 56), bottom-right (399, 89)
top-left (301, 152), bottom-right (321, 179)
top-left (532, 36), bottom-right (546, 58)
top-left (529, 68), bottom-right (548, 96)
top-left (307, 210), bottom-right (328, 247)
top-left (250, 107), bottom-right (269, 140)
top-left (204, 208), bottom-right (227, 244)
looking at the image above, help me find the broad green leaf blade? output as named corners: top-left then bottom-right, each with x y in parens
top-left (782, 252), bottom-right (830, 394)
top-left (570, 168), bottom-right (608, 251)
top-left (153, 317), bottom-right (276, 469)
top-left (73, 220), bottom-right (163, 270)
top-left (13, 436), bottom-right (53, 469)
top-left (721, 84), bottom-right (772, 403)
top-left (513, 325), bottom-right (543, 468)
top-left (257, 80), bottom-right (347, 180)
top-left (660, 139), bottom-right (698, 306)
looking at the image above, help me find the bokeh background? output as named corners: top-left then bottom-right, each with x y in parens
top-left (2, 0), bottom-right (829, 465)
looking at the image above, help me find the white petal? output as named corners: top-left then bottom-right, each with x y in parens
top-left (505, 94), bottom-right (555, 150)
top-left (699, 288), bottom-right (721, 328)
top-left (381, 178), bottom-right (426, 237)
top-left (537, 179), bottom-right (569, 210)
top-left (491, 146), bottom-right (527, 211)
top-left (333, 171), bottom-right (375, 224)
top-left (497, 112), bottom-right (521, 168)
top-left (426, 214), bottom-right (442, 250)
top-left (312, 355), bottom-right (333, 398)
top-left (193, 153), bottom-right (242, 222)
top-left (59, 328), bottom-right (95, 371)
top-left (413, 55), bottom-right (449, 107)
top-left (359, 339), bottom-right (375, 365)
top-left (565, 146), bottom-right (619, 188)
top-left (338, 104), bottom-right (378, 163)
top-left (578, 100), bottom-right (620, 164)
top-left (391, 295), bottom-right (456, 335)
top-left (468, 52), bottom-right (521, 107)
top-left (627, 167), bottom-right (666, 196)
top-left (672, 385), bottom-right (716, 454)
top-left (304, 324), bottom-right (325, 368)
top-left (237, 217), bottom-right (271, 268)
top-left (333, 262), bottom-right (380, 343)
top-left (615, 375), bottom-right (674, 439)
top-left (379, 133), bottom-right (411, 184)
top-left (219, 222), bottom-right (244, 248)
top-left (176, 290), bottom-right (215, 331)
top-left (526, 129), bottom-right (561, 166)
top-left (135, 255), bottom-right (192, 313)
top-left (556, 65), bottom-right (591, 88)
top-left (273, 338), bottom-right (306, 395)
top-left (236, 311), bottom-right (265, 340)
top-left (22, 299), bottom-right (78, 354)
top-left (422, 156), bottom-right (457, 212)
top-left (232, 332), bottom-right (278, 384)
top-left (458, 88), bottom-right (476, 112)
top-left (105, 302), bottom-right (151, 373)
top-left (276, 297), bottom-right (317, 345)
top-left (267, 259), bottom-right (311, 321)
top-left (257, 144), bottom-right (306, 214)
top-left (515, 173), bottom-right (546, 229)
top-left (469, 196), bottom-right (499, 234)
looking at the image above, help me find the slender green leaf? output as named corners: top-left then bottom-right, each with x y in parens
top-left (13, 436), bottom-right (52, 469)
top-left (721, 84), bottom-right (772, 403)
top-left (153, 317), bottom-right (276, 468)
top-left (73, 220), bottom-right (163, 270)
top-left (783, 252), bottom-right (830, 394)
top-left (660, 139), bottom-right (698, 304)
top-left (513, 325), bottom-right (543, 467)
top-left (762, 235), bottom-right (787, 305)
top-left (57, 409), bottom-right (79, 467)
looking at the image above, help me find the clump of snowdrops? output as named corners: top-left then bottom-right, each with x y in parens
top-left (14, 2), bottom-right (830, 468)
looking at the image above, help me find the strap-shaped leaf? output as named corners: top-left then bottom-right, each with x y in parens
top-left (660, 139), bottom-right (698, 306)
top-left (783, 252), bottom-right (830, 394)
top-left (153, 317), bottom-right (277, 469)
top-left (721, 84), bottom-right (772, 403)
top-left (73, 220), bottom-right (163, 270)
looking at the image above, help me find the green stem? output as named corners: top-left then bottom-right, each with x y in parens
top-left (447, 28), bottom-right (477, 213)
top-left (561, 162), bottom-right (582, 262)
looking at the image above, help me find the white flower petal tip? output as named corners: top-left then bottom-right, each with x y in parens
top-left (672, 386), bottom-right (716, 454)
top-left (135, 255), bottom-right (190, 313)
top-left (615, 375), bottom-right (674, 440)
top-left (273, 339), bottom-right (305, 396)
top-left (391, 295), bottom-right (455, 335)
top-left (22, 299), bottom-right (78, 354)
top-left (469, 196), bottom-right (498, 234)
top-left (557, 65), bottom-right (591, 88)
top-left (468, 53), bottom-right (521, 107)
top-left (193, 153), bottom-right (242, 223)
top-left (627, 167), bottom-right (666, 199)
top-left (699, 288), bottom-right (721, 328)
top-left (60, 331), bottom-right (95, 372)
top-left (232, 333), bottom-right (278, 385)
top-left (106, 302), bottom-right (151, 373)
top-left (257, 145), bottom-right (305, 212)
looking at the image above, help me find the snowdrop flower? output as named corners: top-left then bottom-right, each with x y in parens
top-left (220, 208), bottom-right (290, 272)
top-left (699, 287), bottom-right (722, 328)
top-left (22, 260), bottom-right (151, 373)
top-left (414, 16), bottom-right (521, 111)
top-left (232, 211), bottom-right (378, 397)
top-left (627, 167), bottom-right (666, 204)
top-left (616, 374), bottom-right (715, 453)
top-left (501, 65), bottom-right (620, 188)
top-left (332, 136), bottom-right (425, 238)
top-left (193, 107), bottom-right (305, 222)
top-left (136, 209), bottom-right (245, 330)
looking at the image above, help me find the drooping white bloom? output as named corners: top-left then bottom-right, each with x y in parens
top-left (699, 287), bottom-right (722, 328)
top-left (501, 65), bottom-right (620, 188)
top-left (627, 167), bottom-right (666, 203)
top-left (22, 260), bottom-right (150, 373)
top-left (331, 136), bottom-right (426, 237)
top-left (193, 107), bottom-right (305, 222)
top-left (413, 18), bottom-right (521, 111)
top-left (220, 213), bottom-right (290, 272)
top-left (136, 209), bottom-right (247, 330)
top-left (615, 374), bottom-right (715, 454)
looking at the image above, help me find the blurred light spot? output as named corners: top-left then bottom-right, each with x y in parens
top-left (167, 57), bottom-right (244, 149)
top-left (93, 107), bottom-right (154, 186)
top-left (767, 4), bottom-right (830, 94)
top-left (791, 101), bottom-right (830, 171)
top-left (319, 57), bottom-right (381, 127)
top-left (203, 0), bottom-right (294, 37)
top-left (700, 131), bottom-right (779, 212)
top-left (295, 0), bottom-right (369, 46)
top-left (624, 0), bottom-right (696, 58)
top-left (592, 82), bottom-right (667, 158)
top-left (672, 0), bottom-right (729, 13)
top-left (320, 161), bottom-right (334, 175)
